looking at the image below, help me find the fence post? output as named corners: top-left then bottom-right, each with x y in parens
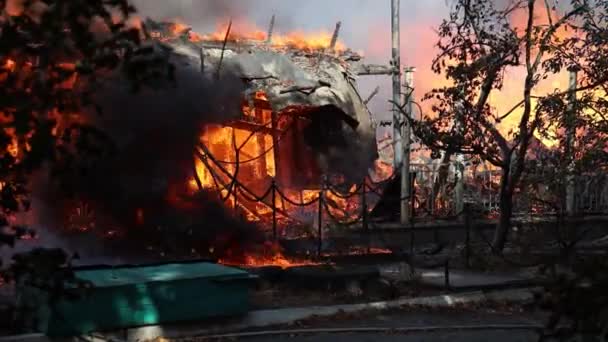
top-left (455, 158), bottom-right (465, 216)
top-left (464, 202), bottom-right (472, 269)
top-left (444, 259), bottom-right (451, 290)
top-left (410, 172), bottom-right (416, 222)
top-left (317, 176), bottom-right (326, 258)
top-left (409, 172), bottom-right (416, 254)
top-left (271, 178), bottom-right (277, 241)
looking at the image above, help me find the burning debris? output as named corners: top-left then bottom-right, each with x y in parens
top-left (137, 19), bottom-right (380, 224)
top-left (16, 17), bottom-right (385, 268)
top-left (145, 18), bottom-right (378, 184)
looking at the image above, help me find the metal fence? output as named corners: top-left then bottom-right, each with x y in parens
top-left (201, 149), bottom-right (608, 256)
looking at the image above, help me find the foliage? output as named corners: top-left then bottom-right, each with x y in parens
top-left (8, 248), bottom-right (91, 332)
top-left (536, 255), bottom-right (608, 341)
top-left (405, 0), bottom-right (608, 251)
top-left (0, 0), bottom-right (172, 332)
top-left (0, 0), bottom-right (173, 236)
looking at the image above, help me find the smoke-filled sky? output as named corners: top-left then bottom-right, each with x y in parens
top-left (129, 0), bottom-right (574, 141)
top-left (130, 0), bottom-right (453, 123)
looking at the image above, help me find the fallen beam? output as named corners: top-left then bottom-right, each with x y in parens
top-left (364, 86), bottom-right (381, 104)
top-left (355, 64), bottom-right (397, 76)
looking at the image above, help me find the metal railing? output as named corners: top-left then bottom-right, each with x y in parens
top-left (198, 144), bottom-right (608, 255)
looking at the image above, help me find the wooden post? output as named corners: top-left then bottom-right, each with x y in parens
top-left (272, 179), bottom-right (277, 241)
top-left (317, 176), bottom-right (325, 257)
top-left (255, 108), bottom-right (268, 181)
top-left (266, 15), bottom-right (276, 44)
top-left (330, 21), bottom-right (342, 50)
top-left (270, 109), bottom-right (281, 183)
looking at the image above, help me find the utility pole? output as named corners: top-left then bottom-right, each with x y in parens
top-left (401, 67), bottom-right (415, 224)
top-left (391, 0), bottom-right (402, 168)
top-left (565, 70), bottom-right (578, 216)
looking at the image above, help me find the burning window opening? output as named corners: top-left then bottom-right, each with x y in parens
top-left (191, 93), bottom-right (370, 230)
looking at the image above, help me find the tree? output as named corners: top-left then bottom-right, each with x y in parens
top-left (406, 0), bottom-right (608, 252)
top-left (0, 0), bottom-right (172, 331)
top-left (0, 0), bottom-right (172, 236)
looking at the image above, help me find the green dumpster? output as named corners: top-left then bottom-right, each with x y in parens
top-left (32, 261), bottom-right (256, 337)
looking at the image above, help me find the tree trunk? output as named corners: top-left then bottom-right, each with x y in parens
top-left (492, 169), bottom-right (514, 253)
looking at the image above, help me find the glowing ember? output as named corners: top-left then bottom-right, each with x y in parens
top-left (67, 201), bottom-right (95, 232)
top-left (218, 241), bottom-right (318, 268)
top-left (135, 208), bottom-right (144, 225)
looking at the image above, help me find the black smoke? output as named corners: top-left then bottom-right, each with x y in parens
top-left (129, 0), bottom-right (253, 25)
top-left (28, 40), bottom-right (266, 263)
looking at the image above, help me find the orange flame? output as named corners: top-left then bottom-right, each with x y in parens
top-left (218, 241), bottom-right (317, 268)
top-left (155, 18), bottom-right (346, 52)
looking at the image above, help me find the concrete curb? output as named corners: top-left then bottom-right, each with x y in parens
top-left (0, 334), bottom-right (50, 342)
top-left (126, 287), bottom-right (539, 341)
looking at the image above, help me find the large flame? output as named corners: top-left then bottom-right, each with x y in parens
top-left (160, 18), bottom-right (346, 52)
top-left (189, 88), bottom-right (378, 233)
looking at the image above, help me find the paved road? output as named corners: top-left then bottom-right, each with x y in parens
top-left (206, 309), bottom-right (547, 341)
top-left (242, 330), bottom-right (540, 341)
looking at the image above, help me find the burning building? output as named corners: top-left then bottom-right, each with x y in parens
top-left (27, 18), bottom-right (384, 264)
top-left (138, 19), bottom-right (379, 222)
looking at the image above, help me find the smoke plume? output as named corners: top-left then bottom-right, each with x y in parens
top-left (25, 38), bottom-right (260, 264)
top-left (129, 0), bottom-right (252, 27)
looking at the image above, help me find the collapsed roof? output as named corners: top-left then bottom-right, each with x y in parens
top-left (145, 19), bottom-right (379, 182)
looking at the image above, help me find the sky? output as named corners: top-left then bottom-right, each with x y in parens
top-left (128, 0), bottom-right (574, 145)
top-left (129, 0), bottom-right (454, 124)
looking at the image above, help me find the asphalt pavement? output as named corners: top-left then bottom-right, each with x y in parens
top-left (241, 330), bottom-right (540, 341)
top-left (204, 309), bottom-right (548, 341)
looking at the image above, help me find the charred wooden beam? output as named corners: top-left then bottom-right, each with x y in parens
top-left (227, 119), bottom-right (283, 135)
top-left (364, 86), bottom-right (381, 105)
top-left (266, 14), bottom-right (276, 44)
top-left (196, 143), bottom-right (294, 220)
top-left (216, 19), bottom-right (232, 80)
top-left (330, 21), bottom-right (342, 50)
top-left (355, 64), bottom-right (397, 76)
